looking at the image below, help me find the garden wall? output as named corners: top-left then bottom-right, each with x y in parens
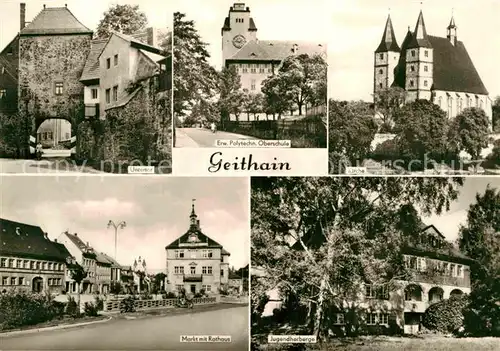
top-left (104, 296), bottom-right (219, 312)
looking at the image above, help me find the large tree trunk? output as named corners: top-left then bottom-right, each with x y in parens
top-left (77, 282), bottom-right (81, 315)
top-left (313, 276), bottom-right (327, 339)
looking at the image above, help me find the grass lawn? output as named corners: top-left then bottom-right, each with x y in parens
top-left (263, 336), bottom-right (500, 351)
top-left (0, 315), bottom-right (108, 334)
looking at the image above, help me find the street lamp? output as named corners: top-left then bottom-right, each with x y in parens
top-left (107, 220), bottom-right (126, 260)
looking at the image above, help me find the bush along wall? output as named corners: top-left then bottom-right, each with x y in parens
top-left (422, 294), bottom-right (469, 333)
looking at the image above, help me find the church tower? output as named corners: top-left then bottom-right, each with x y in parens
top-left (221, 3), bottom-right (258, 67)
top-left (405, 11), bottom-right (434, 101)
top-left (374, 14), bottom-right (400, 95)
top-left (447, 15), bottom-right (457, 46)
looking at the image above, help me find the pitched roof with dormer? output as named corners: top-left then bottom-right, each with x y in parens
top-left (0, 218), bottom-right (71, 262)
top-left (20, 6), bottom-right (92, 36)
top-left (228, 40), bottom-right (326, 62)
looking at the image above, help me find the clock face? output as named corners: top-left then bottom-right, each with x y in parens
top-left (232, 35), bottom-right (246, 49)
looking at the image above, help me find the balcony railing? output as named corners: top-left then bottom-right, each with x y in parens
top-left (84, 103), bottom-right (100, 118)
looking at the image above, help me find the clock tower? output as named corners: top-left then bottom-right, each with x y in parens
top-left (221, 3), bottom-right (257, 67)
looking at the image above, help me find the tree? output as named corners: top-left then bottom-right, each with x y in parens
top-left (246, 93), bottom-right (264, 120)
top-left (448, 107), bottom-right (490, 160)
top-left (458, 187), bottom-right (500, 336)
top-left (217, 66), bottom-right (244, 123)
top-left (493, 96), bottom-right (500, 132)
top-left (261, 75), bottom-right (293, 119)
top-left (373, 87), bottom-right (406, 129)
top-left (69, 263), bottom-right (88, 315)
top-left (95, 4), bottom-right (148, 39)
top-left (261, 54), bottom-right (327, 116)
top-left (252, 177), bottom-right (464, 339)
top-left (328, 100), bottom-right (378, 173)
top-left (152, 273), bottom-right (167, 294)
top-left (173, 12), bottom-right (218, 119)
top-left (393, 99), bottom-right (450, 162)
top-left (0, 111), bottom-right (30, 158)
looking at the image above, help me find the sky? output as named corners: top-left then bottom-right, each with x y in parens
top-left (0, 0), bottom-right (172, 51)
top-left (422, 177), bottom-right (500, 244)
top-left (327, 0), bottom-right (500, 101)
top-left (0, 176), bottom-right (250, 272)
top-left (170, 0), bottom-right (329, 70)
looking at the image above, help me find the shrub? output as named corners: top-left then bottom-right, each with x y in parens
top-left (120, 296), bottom-right (136, 313)
top-left (482, 139), bottom-right (500, 169)
top-left (0, 291), bottom-right (65, 330)
top-left (199, 289), bottom-right (206, 297)
top-left (94, 296), bottom-right (104, 311)
top-left (371, 139), bottom-right (400, 162)
top-left (83, 302), bottom-right (100, 317)
top-left (165, 292), bottom-right (176, 299)
top-left (65, 296), bottom-right (78, 316)
top-left (422, 295), bottom-right (469, 333)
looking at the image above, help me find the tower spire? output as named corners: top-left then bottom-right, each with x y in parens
top-left (375, 13), bottom-right (400, 53)
top-left (408, 10), bottom-right (432, 48)
top-left (447, 9), bottom-right (457, 45)
top-left (190, 199), bottom-right (197, 226)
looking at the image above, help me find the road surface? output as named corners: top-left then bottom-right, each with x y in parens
top-left (0, 305), bottom-right (248, 350)
top-left (0, 158), bottom-right (101, 173)
top-left (175, 128), bottom-right (258, 148)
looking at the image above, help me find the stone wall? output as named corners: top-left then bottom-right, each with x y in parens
top-left (0, 37), bottom-right (20, 114)
top-left (18, 34), bottom-right (91, 132)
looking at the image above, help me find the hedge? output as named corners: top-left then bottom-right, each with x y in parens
top-left (422, 294), bottom-right (469, 333)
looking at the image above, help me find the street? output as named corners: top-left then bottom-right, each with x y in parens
top-left (175, 128), bottom-right (258, 148)
top-left (0, 158), bottom-right (101, 173)
top-left (0, 305), bottom-right (248, 350)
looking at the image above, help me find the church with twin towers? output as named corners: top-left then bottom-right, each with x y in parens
top-left (374, 10), bottom-right (492, 126)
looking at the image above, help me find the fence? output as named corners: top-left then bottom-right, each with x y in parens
top-left (104, 296), bottom-right (219, 312)
top-left (223, 115), bottom-right (326, 148)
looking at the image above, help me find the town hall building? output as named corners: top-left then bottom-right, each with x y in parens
top-left (374, 11), bottom-right (492, 125)
top-left (165, 201), bottom-right (230, 295)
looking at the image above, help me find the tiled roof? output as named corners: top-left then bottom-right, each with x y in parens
top-left (108, 31), bottom-right (163, 56)
top-left (95, 252), bottom-right (113, 265)
top-left (80, 38), bottom-right (108, 82)
top-left (375, 15), bottom-right (400, 53)
top-left (222, 248), bottom-right (231, 256)
top-left (228, 40), bottom-right (326, 61)
top-left (64, 232), bottom-right (89, 251)
top-left (165, 226), bottom-right (225, 250)
top-left (393, 33), bottom-right (489, 95)
top-left (99, 252), bottom-right (121, 267)
top-left (0, 218), bottom-right (71, 262)
top-left (20, 7), bottom-right (92, 36)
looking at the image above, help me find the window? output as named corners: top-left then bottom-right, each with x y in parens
top-left (259, 68), bottom-right (264, 73)
top-left (42, 262), bottom-right (47, 270)
top-left (457, 265), bottom-right (463, 277)
top-left (0, 258), bottom-right (6, 267)
top-left (365, 284), bottom-right (376, 298)
top-left (411, 50), bottom-right (416, 57)
top-left (208, 250), bottom-right (213, 258)
top-left (475, 96), bottom-right (479, 106)
top-left (379, 83), bottom-right (383, 89)
top-left (91, 88), bottom-right (98, 100)
top-left (205, 285), bottom-right (211, 292)
top-left (449, 264), bottom-right (455, 277)
top-left (379, 313), bottom-right (389, 324)
top-left (48, 278), bottom-right (52, 285)
top-left (174, 266), bottom-right (184, 274)
top-left (47, 131), bottom-right (53, 140)
top-left (424, 65), bottom-right (428, 72)
top-left (378, 286), bottom-right (389, 300)
top-left (480, 99), bottom-right (483, 109)
top-left (190, 266), bottom-right (196, 274)
top-left (114, 54), bottom-right (118, 66)
top-left (251, 79), bottom-right (256, 91)
top-left (24, 260), bottom-right (29, 269)
top-left (54, 82), bottom-right (63, 95)
top-left (65, 133), bottom-right (70, 139)
top-left (235, 18), bottom-right (244, 23)
top-left (379, 53), bottom-right (383, 60)
top-left (0, 89), bottom-right (6, 98)
top-left (16, 260), bottom-right (21, 268)
top-left (409, 80), bottom-right (414, 88)
top-left (220, 269), bottom-right (224, 277)
top-left (423, 80), bottom-right (428, 87)
top-left (8, 259), bottom-right (14, 268)
top-left (10, 277), bottom-right (16, 285)
top-left (113, 85), bottom-right (118, 102)
top-left (105, 89), bottom-right (111, 104)
top-left (333, 313), bottom-right (345, 325)
top-left (424, 50), bottom-right (429, 57)
top-left (106, 58), bottom-right (111, 69)
top-left (2, 277), bottom-right (8, 285)
top-left (366, 313), bottom-right (378, 325)
top-left (242, 67), bottom-right (248, 73)
top-left (268, 67), bottom-right (272, 74)
top-left (379, 69), bottom-right (383, 74)
top-left (410, 65), bottom-right (415, 72)
top-left (438, 96), bottom-right (442, 108)
top-left (18, 277), bottom-right (24, 285)
top-left (31, 261), bottom-right (36, 269)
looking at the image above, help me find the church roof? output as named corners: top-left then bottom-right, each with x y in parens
top-left (80, 38), bottom-right (108, 82)
top-left (0, 218), bottom-right (71, 262)
top-left (20, 6), bottom-right (92, 36)
top-left (375, 15), bottom-right (400, 53)
top-left (228, 40), bottom-right (326, 62)
top-left (393, 33), bottom-right (489, 95)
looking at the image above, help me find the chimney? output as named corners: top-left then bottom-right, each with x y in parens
top-left (20, 3), bottom-right (26, 30)
top-left (54, 239), bottom-right (57, 243)
top-left (146, 27), bottom-right (158, 47)
top-left (74, 233), bottom-right (78, 236)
